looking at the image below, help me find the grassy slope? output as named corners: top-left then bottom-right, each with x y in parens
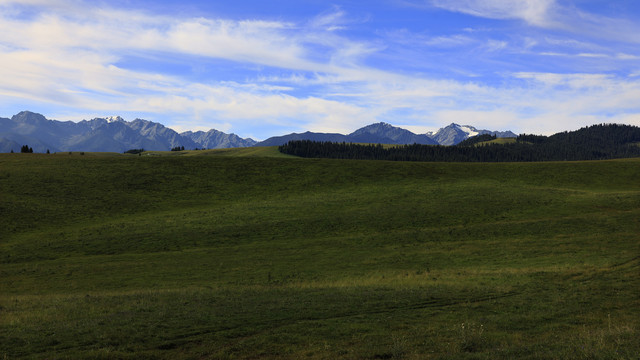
top-left (1, 150), bottom-right (639, 359)
top-left (144, 146), bottom-right (294, 158)
top-left (480, 137), bottom-right (517, 145)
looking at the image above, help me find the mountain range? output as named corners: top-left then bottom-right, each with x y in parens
top-left (0, 111), bottom-right (516, 153)
top-left (0, 111), bottom-right (256, 153)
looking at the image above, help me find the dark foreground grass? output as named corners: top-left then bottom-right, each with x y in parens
top-left (1, 151), bottom-right (639, 359)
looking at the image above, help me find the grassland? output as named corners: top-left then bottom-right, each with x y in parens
top-left (1, 149), bottom-right (639, 359)
top-left (478, 137), bottom-right (517, 146)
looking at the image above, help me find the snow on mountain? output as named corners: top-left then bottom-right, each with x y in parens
top-left (0, 111), bottom-right (518, 152)
top-left (427, 123), bottom-right (516, 145)
top-left (0, 111), bottom-right (255, 152)
top-left (458, 125), bottom-right (479, 137)
top-left (105, 116), bottom-right (124, 123)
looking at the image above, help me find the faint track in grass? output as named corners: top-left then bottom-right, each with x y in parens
top-left (156, 289), bottom-right (522, 351)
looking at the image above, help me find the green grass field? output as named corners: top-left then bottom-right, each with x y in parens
top-left (1, 149), bottom-right (639, 359)
top-left (478, 137), bottom-right (517, 146)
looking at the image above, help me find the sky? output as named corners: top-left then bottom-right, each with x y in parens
top-left (1, 0), bottom-right (639, 140)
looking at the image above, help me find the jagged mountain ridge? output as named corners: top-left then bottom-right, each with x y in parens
top-left (347, 122), bottom-right (438, 145)
top-left (181, 129), bottom-right (256, 149)
top-left (253, 131), bottom-right (350, 147)
top-left (0, 111), bottom-right (517, 153)
top-left (0, 111), bottom-right (254, 153)
top-left (254, 122), bottom-right (439, 146)
top-left (256, 122), bottom-right (513, 146)
top-left (427, 123), bottom-right (517, 146)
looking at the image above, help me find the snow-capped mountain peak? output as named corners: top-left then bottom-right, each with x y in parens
top-left (105, 116), bottom-right (125, 123)
top-left (427, 123), bottom-right (515, 145)
top-left (454, 124), bottom-right (479, 137)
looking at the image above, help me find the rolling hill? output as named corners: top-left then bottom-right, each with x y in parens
top-left (1, 152), bottom-right (638, 358)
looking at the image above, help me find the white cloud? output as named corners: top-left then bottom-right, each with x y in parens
top-left (0, 1), bottom-right (330, 73)
top-left (309, 6), bottom-right (348, 31)
top-left (428, 0), bottom-right (557, 26)
top-left (613, 113), bottom-right (640, 127)
top-left (423, 34), bottom-right (474, 47)
top-left (432, 109), bottom-right (520, 129)
top-left (483, 39), bottom-right (508, 52)
top-left (502, 72), bottom-right (640, 133)
top-left (543, 37), bottom-right (598, 50)
top-left (161, 19), bottom-right (309, 69)
top-left (576, 53), bottom-right (608, 58)
top-left (565, 9), bottom-right (640, 44)
top-left (515, 72), bottom-right (614, 89)
top-left (617, 53), bottom-right (640, 60)
top-left (426, 0), bottom-right (640, 44)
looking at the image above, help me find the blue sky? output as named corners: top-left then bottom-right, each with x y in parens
top-left (1, 0), bottom-right (639, 140)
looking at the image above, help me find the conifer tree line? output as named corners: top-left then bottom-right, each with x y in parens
top-left (278, 124), bottom-right (640, 162)
top-left (13, 146), bottom-right (50, 153)
top-left (124, 148), bottom-right (145, 154)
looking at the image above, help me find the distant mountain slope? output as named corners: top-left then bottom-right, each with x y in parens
top-left (1, 111), bottom-right (518, 152)
top-left (348, 122), bottom-right (438, 145)
top-left (255, 132), bottom-right (349, 147)
top-left (256, 122), bottom-right (439, 146)
top-left (1, 112), bottom-right (63, 152)
top-left (181, 129), bottom-right (256, 149)
top-left (257, 122), bottom-right (512, 146)
top-left (0, 136), bottom-right (30, 153)
top-left (427, 123), bottom-right (517, 145)
top-left (0, 111), bottom-right (254, 152)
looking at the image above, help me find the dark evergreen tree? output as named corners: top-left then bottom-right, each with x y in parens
top-left (124, 148), bottom-right (145, 154)
top-left (456, 134), bottom-right (496, 147)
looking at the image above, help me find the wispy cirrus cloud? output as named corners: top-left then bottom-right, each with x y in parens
top-left (427, 0), bottom-right (557, 26)
top-left (424, 0), bottom-right (640, 44)
top-left (0, 9), bottom-right (309, 70)
top-left (308, 6), bottom-right (349, 32)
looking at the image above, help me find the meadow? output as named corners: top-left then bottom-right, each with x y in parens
top-left (1, 148), bottom-right (639, 359)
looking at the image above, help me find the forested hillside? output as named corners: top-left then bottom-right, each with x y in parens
top-left (279, 124), bottom-right (640, 162)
